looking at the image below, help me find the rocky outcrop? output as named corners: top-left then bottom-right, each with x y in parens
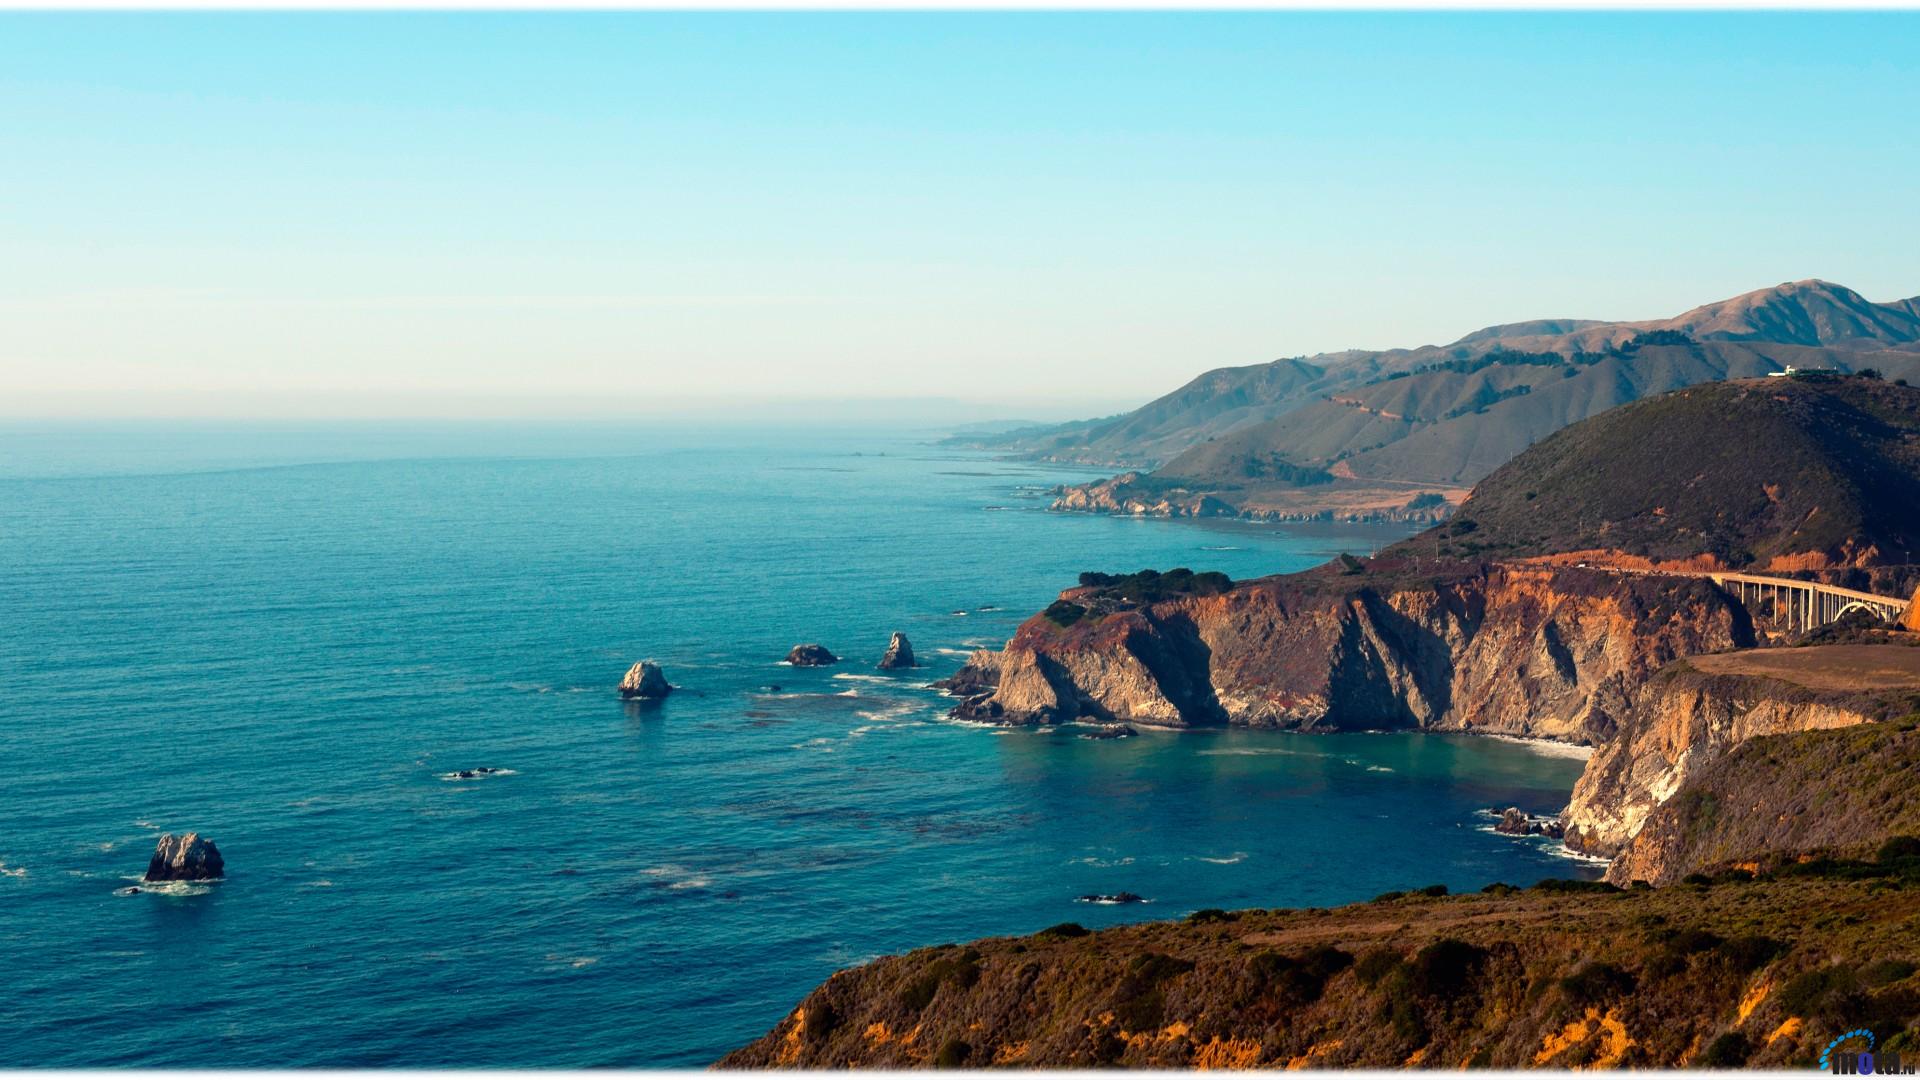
top-left (785, 644), bottom-right (839, 667)
top-left (877, 633), bottom-right (916, 670)
top-left (1493, 807), bottom-right (1564, 839)
top-left (619, 660), bottom-right (672, 699)
top-left (1905, 586), bottom-right (1920, 631)
top-left (145, 832), bottom-right (224, 882)
top-left (1603, 721), bottom-right (1920, 885)
top-left (944, 561), bottom-right (1747, 741)
top-left (1558, 652), bottom-right (1920, 875)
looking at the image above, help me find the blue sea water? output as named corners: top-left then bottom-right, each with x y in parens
top-left (0, 423), bottom-right (1598, 1068)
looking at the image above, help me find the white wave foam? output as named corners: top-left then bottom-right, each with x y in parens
top-left (1197, 747), bottom-right (1309, 757)
top-left (1194, 852), bottom-right (1248, 865)
top-left (0, 861), bottom-right (26, 879)
top-left (117, 880), bottom-right (212, 897)
top-left (831, 673), bottom-right (892, 683)
top-left (1367, 765), bottom-right (1395, 773)
top-left (304, 879), bottom-right (335, 888)
top-left (1070, 855), bottom-right (1135, 868)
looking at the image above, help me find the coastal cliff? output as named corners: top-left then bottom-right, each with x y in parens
top-left (1560, 645), bottom-right (1920, 881)
top-left (947, 561), bottom-right (1748, 744)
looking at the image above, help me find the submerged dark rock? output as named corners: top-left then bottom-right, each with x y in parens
top-left (144, 832), bottom-right (224, 882)
top-left (877, 632), bottom-right (916, 670)
top-left (619, 660), bottom-right (672, 699)
top-left (1076, 892), bottom-right (1146, 905)
top-left (1081, 723), bottom-right (1138, 740)
top-left (785, 644), bottom-right (839, 667)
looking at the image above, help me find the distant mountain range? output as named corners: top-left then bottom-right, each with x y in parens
top-left (957, 280), bottom-right (1920, 520)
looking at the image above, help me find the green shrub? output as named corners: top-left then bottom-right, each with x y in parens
top-left (1417, 884), bottom-right (1449, 898)
top-left (1480, 882), bottom-right (1518, 895)
top-left (1717, 936), bottom-right (1787, 973)
top-left (1038, 922), bottom-right (1090, 939)
top-left (1778, 965), bottom-right (1864, 1021)
top-left (1558, 962), bottom-right (1636, 1007)
top-left (1700, 1032), bottom-right (1753, 1067)
top-left (1043, 600), bottom-right (1087, 628)
top-left (933, 1038), bottom-right (972, 1067)
top-left (1372, 890), bottom-right (1406, 903)
top-left (1186, 908), bottom-right (1235, 925)
top-left (1412, 939), bottom-right (1486, 998)
top-left (1111, 952), bottom-right (1196, 1031)
top-left (1248, 946), bottom-right (1353, 1006)
top-left (1530, 878), bottom-right (1621, 894)
top-left (1878, 835), bottom-right (1920, 861)
top-left (802, 999), bottom-right (839, 1043)
top-left (1354, 949), bottom-right (1403, 986)
top-left (1667, 928), bottom-right (1723, 955)
top-left (898, 949), bottom-right (982, 1011)
top-left (1862, 960), bottom-right (1918, 986)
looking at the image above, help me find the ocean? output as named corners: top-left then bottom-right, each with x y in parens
top-left (0, 423), bottom-right (1598, 1067)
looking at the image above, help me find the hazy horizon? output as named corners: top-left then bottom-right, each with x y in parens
top-left (5, 12), bottom-right (1919, 420)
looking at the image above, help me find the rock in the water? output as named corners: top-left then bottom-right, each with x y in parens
top-left (785, 644), bottom-right (839, 667)
top-left (877, 632), bottom-right (916, 670)
top-left (1493, 807), bottom-right (1565, 839)
top-left (619, 660), bottom-right (672, 699)
top-left (1076, 891), bottom-right (1147, 905)
top-left (1082, 723), bottom-right (1138, 740)
top-left (144, 832), bottom-right (224, 882)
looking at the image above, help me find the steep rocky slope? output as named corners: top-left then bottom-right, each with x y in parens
top-left (721, 869), bottom-right (1920, 1069)
top-left (946, 561), bottom-right (1749, 744)
top-left (1562, 646), bottom-right (1920, 867)
top-left (1606, 719), bottom-right (1920, 886)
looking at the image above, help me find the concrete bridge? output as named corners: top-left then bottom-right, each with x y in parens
top-left (1583, 564), bottom-right (1912, 634)
top-left (1703, 572), bottom-right (1910, 635)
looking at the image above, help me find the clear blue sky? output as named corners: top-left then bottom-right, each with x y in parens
top-left (4, 12), bottom-right (1918, 419)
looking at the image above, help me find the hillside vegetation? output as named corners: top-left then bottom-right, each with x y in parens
top-left (720, 868), bottom-right (1920, 1069)
top-left (1420, 375), bottom-right (1920, 568)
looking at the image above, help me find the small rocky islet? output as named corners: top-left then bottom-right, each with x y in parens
top-left (618, 660), bottom-right (672, 700)
top-left (142, 832), bottom-right (224, 883)
top-left (877, 632), bottom-right (915, 670)
top-left (784, 643), bottom-right (839, 667)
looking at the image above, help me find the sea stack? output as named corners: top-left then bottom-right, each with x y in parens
top-left (877, 632), bottom-right (916, 670)
top-left (619, 660), bottom-right (672, 700)
top-left (785, 644), bottom-right (838, 667)
top-left (144, 832), bottom-right (224, 882)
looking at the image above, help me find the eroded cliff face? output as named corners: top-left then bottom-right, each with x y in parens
top-left (1562, 670), bottom-right (1888, 866)
top-left (949, 564), bottom-right (1748, 744)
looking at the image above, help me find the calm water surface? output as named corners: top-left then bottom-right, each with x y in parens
top-left (0, 423), bottom-right (1596, 1067)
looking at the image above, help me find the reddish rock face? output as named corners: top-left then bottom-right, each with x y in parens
top-left (144, 832), bottom-right (224, 882)
top-left (950, 562), bottom-right (1748, 743)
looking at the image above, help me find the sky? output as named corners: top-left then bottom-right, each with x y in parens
top-left (3, 12), bottom-right (1919, 421)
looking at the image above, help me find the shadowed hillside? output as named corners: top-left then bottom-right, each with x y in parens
top-left (1417, 375), bottom-right (1920, 569)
